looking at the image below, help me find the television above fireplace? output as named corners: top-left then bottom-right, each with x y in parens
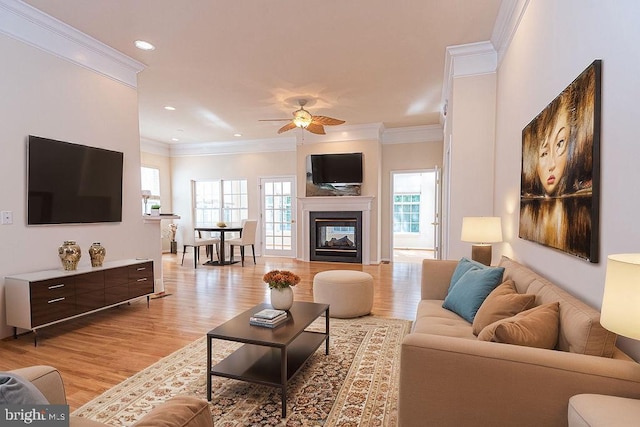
top-left (310, 152), bottom-right (363, 185)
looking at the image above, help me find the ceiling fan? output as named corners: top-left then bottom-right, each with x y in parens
top-left (260, 99), bottom-right (345, 135)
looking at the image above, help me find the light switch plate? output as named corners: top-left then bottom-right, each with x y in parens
top-left (1, 211), bottom-right (13, 225)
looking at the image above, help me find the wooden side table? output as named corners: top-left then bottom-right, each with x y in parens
top-left (568, 394), bottom-right (640, 426)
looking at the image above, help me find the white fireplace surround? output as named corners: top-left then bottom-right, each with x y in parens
top-left (298, 196), bottom-right (374, 264)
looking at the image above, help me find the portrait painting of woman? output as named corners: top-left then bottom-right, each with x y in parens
top-left (519, 60), bottom-right (601, 262)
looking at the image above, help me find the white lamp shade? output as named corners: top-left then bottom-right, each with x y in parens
top-left (461, 217), bottom-right (503, 244)
top-left (601, 254), bottom-right (640, 340)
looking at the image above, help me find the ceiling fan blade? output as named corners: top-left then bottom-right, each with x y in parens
top-left (259, 118), bottom-right (290, 122)
top-left (306, 122), bottom-right (326, 135)
top-left (312, 115), bottom-right (345, 126)
top-left (277, 122), bottom-right (298, 134)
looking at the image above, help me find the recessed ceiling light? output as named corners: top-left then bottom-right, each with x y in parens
top-left (234, 133), bottom-right (242, 137)
top-left (134, 40), bottom-right (155, 51)
top-left (171, 137), bottom-right (180, 142)
top-left (164, 106), bottom-right (176, 111)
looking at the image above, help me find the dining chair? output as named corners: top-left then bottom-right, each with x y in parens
top-left (227, 220), bottom-right (258, 266)
top-left (181, 230), bottom-right (220, 268)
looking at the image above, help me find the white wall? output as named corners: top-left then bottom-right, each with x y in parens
top-left (494, 0), bottom-right (640, 359)
top-left (141, 151), bottom-right (175, 252)
top-left (381, 141), bottom-right (443, 260)
top-left (170, 150), bottom-right (297, 251)
top-left (446, 73), bottom-right (497, 261)
top-left (296, 139), bottom-right (382, 262)
top-left (169, 137), bottom-right (442, 264)
top-left (0, 34), bottom-right (156, 339)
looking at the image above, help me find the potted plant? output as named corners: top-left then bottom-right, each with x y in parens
top-left (150, 204), bottom-right (161, 216)
top-left (263, 270), bottom-right (300, 310)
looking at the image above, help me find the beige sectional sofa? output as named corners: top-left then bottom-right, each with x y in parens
top-left (7, 365), bottom-right (213, 427)
top-left (399, 256), bottom-right (640, 427)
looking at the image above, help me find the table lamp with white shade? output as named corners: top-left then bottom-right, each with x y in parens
top-left (601, 253), bottom-right (640, 341)
top-left (569, 254), bottom-right (640, 425)
top-left (461, 217), bottom-right (503, 266)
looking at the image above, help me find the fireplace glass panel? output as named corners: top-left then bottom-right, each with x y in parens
top-left (309, 211), bottom-right (362, 263)
top-left (316, 220), bottom-right (357, 252)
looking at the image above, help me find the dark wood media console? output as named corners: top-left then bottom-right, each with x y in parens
top-left (5, 259), bottom-right (154, 345)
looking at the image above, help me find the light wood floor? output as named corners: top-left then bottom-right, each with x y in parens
top-left (0, 253), bottom-right (423, 411)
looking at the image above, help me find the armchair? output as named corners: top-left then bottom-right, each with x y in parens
top-left (6, 366), bottom-right (213, 427)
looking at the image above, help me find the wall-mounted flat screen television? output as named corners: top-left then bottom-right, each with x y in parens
top-left (310, 152), bottom-right (363, 185)
top-left (27, 135), bottom-right (124, 225)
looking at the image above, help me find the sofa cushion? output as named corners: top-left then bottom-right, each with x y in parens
top-left (133, 396), bottom-right (213, 427)
top-left (442, 263), bottom-right (505, 323)
top-left (413, 300), bottom-right (476, 339)
top-left (497, 256), bottom-right (542, 294)
top-left (0, 373), bottom-right (49, 405)
top-left (472, 280), bottom-right (536, 335)
top-left (477, 302), bottom-right (560, 349)
top-left (498, 256), bottom-right (618, 357)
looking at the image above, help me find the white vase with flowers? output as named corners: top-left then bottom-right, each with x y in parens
top-left (264, 270), bottom-right (300, 311)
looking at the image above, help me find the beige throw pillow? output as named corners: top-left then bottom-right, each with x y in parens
top-left (477, 302), bottom-right (560, 349)
top-left (472, 280), bottom-right (536, 335)
top-left (133, 396), bottom-right (213, 427)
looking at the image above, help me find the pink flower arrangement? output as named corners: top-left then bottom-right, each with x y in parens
top-left (263, 270), bottom-right (301, 290)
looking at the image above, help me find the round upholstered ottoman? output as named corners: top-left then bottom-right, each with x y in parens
top-left (313, 270), bottom-right (374, 318)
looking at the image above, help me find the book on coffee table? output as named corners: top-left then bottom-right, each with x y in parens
top-left (249, 314), bottom-right (288, 328)
top-left (250, 312), bottom-right (286, 322)
top-left (252, 308), bottom-right (287, 320)
top-left (250, 310), bottom-right (287, 325)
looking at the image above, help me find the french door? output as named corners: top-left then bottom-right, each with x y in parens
top-left (260, 176), bottom-right (296, 257)
top-left (391, 168), bottom-right (441, 261)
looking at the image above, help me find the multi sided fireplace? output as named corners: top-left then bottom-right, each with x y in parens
top-left (310, 211), bottom-right (362, 263)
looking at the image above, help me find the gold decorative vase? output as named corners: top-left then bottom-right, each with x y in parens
top-left (58, 240), bottom-right (81, 271)
top-left (88, 242), bottom-right (106, 267)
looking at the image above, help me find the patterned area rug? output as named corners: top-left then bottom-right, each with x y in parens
top-left (72, 316), bottom-right (411, 426)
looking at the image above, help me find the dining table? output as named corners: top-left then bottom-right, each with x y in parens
top-left (194, 224), bottom-right (243, 266)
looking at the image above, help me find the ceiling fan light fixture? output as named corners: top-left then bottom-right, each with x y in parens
top-left (292, 109), bottom-right (312, 128)
top-left (261, 99), bottom-right (344, 135)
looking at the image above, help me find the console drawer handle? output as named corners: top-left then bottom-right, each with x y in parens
top-left (48, 284), bottom-right (65, 289)
top-left (48, 297), bottom-right (65, 304)
top-left (137, 267), bottom-right (146, 271)
top-left (137, 278), bottom-right (147, 282)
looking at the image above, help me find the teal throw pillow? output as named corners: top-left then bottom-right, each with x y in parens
top-left (442, 265), bottom-right (505, 323)
top-left (448, 257), bottom-right (488, 293)
top-left (0, 373), bottom-right (49, 404)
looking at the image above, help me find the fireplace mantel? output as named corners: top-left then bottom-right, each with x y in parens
top-left (298, 196), bottom-right (374, 264)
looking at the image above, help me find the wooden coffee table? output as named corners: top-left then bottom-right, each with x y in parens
top-left (206, 301), bottom-right (330, 417)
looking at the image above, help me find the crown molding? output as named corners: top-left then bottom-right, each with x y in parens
top-left (439, 0), bottom-right (530, 123)
top-left (0, 0), bottom-right (144, 88)
top-left (169, 136), bottom-right (297, 157)
top-left (294, 123), bottom-right (384, 145)
top-left (140, 138), bottom-right (171, 157)
top-left (444, 41), bottom-right (498, 81)
top-left (142, 123), bottom-right (440, 157)
top-left (440, 41), bottom-right (497, 123)
top-left (491, 0), bottom-right (530, 66)
top-left (382, 124), bottom-right (443, 145)
top-left (168, 123), bottom-right (384, 157)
